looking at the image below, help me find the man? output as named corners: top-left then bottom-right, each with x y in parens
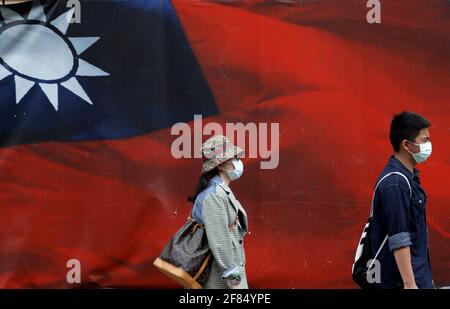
top-left (370, 111), bottom-right (433, 288)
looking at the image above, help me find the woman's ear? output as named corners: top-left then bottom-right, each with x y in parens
top-left (217, 164), bottom-right (227, 173)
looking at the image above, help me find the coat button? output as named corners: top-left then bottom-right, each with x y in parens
top-left (239, 240), bottom-right (242, 244)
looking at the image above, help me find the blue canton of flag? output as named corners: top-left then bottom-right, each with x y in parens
top-left (0, 0), bottom-right (217, 146)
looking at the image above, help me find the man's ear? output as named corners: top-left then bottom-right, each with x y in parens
top-left (400, 140), bottom-right (410, 153)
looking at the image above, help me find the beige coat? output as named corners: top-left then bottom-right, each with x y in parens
top-left (201, 181), bottom-right (249, 289)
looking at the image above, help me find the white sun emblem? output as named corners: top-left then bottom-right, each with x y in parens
top-left (0, 1), bottom-right (109, 111)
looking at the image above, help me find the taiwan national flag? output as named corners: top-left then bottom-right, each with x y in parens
top-left (0, 0), bottom-right (449, 289)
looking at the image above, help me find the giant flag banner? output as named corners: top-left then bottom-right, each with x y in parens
top-left (0, 0), bottom-right (448, 288)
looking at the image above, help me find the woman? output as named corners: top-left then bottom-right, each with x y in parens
top-left (187, 135), bottom-right (249, 289)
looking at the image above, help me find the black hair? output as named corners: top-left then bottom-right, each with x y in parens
top-left (390, 111), bottom-right (431, 152)
top-left (187, 167), bottom-right (219, 204)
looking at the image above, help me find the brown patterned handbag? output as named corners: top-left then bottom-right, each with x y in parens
top-left (153, 213), bottom-right (212, 289)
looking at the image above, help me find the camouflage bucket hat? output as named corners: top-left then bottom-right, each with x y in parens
top-left (201, 135), bottom-right (244, 174)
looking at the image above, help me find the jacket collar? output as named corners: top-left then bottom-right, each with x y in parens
top-left (213, 176), bottom-right (248, 231)
top-left (212, 175), bottom-right (231, 193)
top-left (389, 155), bottom-right (419, 180)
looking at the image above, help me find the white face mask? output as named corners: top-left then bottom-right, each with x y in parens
top-left (221, 159), bottom-right (244, 181)
top-left (407, 141), bottom-right (432, 164)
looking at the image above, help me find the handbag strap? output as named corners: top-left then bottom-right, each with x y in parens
top-left (188, 186), bottom-right (239, 232)
top-left (193, 253), bottom-right (212, 281)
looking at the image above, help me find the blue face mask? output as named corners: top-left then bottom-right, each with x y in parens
top-left (221, 159), bottom-right (244, 181)
top-left (407, 141), bottom-right (432, 164)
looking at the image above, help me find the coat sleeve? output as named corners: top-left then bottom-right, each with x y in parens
top-left (202, 192), bottom-right (241, 288)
